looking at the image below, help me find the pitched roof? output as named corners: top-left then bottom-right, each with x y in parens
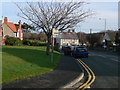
top-left (6, 22), bottom-right (18, 32)
top-left (107, 31), bottom-right (117, 41)
top-left (92, 31), bottom-right (118, 42)
top-left (102, 33), bottom-right (111, 41)
top-left (15, 24), bottom-right (19, 30)
top-left (61, 32), bottom-right (78, 39)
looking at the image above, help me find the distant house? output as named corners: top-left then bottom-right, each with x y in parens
top-left (56, 32), bottom-right (79, 49)
top-left (0, 17), bottom-right (23, 45)
top-left (102, 33), bottom-right (111, 42)
top-left (101, 31), bottom-right (118, 46)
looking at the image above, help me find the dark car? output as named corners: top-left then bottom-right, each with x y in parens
top-left (62, 46), bottom-right (71, 56)
top-left (72, 46), bottom-right (89, 58)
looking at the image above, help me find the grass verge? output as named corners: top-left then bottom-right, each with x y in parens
top-left (2, 46), bottom-right (60, 84)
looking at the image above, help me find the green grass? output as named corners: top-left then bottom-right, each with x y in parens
top-left (2, 46), bottom-right (60, 84)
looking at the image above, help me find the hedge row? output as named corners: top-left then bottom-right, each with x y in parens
top-left (5, 37), bottom-right (46, 46)
top-left (5, 37), bottom-right (22, 46)
top-left (23, 40), bottom-right (46, 46)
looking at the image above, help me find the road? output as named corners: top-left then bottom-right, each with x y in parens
top-left (81, 50), bottom-right (119, 88)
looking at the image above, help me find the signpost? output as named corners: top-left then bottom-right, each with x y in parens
top-left (51, 28), bottom-right (59, 62)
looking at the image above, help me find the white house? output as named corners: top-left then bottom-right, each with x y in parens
top-left (56, 32), bottom-right (79, 49)
top-left (102, 33), bottom-right (111, 42)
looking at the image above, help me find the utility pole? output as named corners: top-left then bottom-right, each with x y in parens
top-left (105, 19), bottom-right (106, 31)
top-left (90, 28), bottom-right (92, 47)
top-left (80, 26), bottom-right (81, 45)
top-left (99, 18), bottom-right (107, 47)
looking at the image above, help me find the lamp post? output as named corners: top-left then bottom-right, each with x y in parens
top-left (99, 18), bottom-right (106, 31)
top-left (99, 18), bottom-right (108, 48)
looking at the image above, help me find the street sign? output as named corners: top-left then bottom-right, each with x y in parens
top-left (53, 28), bottom-right (59, 38)
top-left (51, 28), bottom-right (59, 63)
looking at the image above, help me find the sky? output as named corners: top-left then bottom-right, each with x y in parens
top-left (0, 0), bottom-right (118, 33)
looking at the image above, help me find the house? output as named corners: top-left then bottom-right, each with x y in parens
top-left (102, 33), bottom-right (111, 42)
top-left (1, 17), bottom-right (23, 45)
top-left (56, 32), bottom-right (79, 49)
top-left (101, 31), bottom-right (117, 46)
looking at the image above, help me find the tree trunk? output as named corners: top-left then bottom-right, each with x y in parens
top-left (46, 36), bottom-right (51, 55)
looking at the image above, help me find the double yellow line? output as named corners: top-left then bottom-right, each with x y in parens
top-left (76, 59), bottom-right (96, 90)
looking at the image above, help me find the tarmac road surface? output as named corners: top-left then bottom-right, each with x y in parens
top-left (81, 50), bottom-right (119, 89)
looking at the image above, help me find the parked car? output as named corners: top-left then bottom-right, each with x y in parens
top-left (72, 46), bottom-right (89, 58)
top-left (62, 46), bottom-right (71, 56)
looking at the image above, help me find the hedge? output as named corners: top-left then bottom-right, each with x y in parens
top-left (23, 40), bottom-right (46, 46)
top-left (5, 37), bottom-right (22, 46)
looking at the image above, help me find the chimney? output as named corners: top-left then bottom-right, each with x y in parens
top-left (18, 20), bottom-right (22, 29)
top-left (18, 20), bottom-right (23, 40)
top-left (68, 29), bottom-right (71, 33)
top-left (4, 17), bottom-right (8, 24)
top-left (72, 29), bottom-right (75, 32)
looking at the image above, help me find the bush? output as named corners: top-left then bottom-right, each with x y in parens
top-left (22, 40), bottom-right (31, 45)
top-left (22, 40), bottom-right (46, 46)
top-left (5, 37), bottom-right (22, 46)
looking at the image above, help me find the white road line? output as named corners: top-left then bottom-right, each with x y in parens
top-left (110, 58), bottom-right (120, 62)
top-left (89, 54), bottom-right (120, 63)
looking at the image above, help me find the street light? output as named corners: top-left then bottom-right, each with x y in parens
top-left (99, 18), bottom-right (108, 47)
top-left (99, 18), bottom-right (106, 31)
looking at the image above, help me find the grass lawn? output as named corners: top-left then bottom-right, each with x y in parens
top-left (2, 46), bottom-right (60, 84)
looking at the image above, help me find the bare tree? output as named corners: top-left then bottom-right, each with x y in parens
top-left (16, 1), bottom-right (92, 55)
top-left (86, 33), bottom-right (102, 47)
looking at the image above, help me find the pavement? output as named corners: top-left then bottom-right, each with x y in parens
top-left (2, 55), bottom-right (83, 89)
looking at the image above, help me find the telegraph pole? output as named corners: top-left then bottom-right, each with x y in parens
top-left (105, 18), bottom-right (106, 31)
top-left (90, 28), bottom-right (92, 47)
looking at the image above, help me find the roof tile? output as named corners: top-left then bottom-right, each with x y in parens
top-left (61, 32), bottom-right (78, 39)
top-left (6, 22), bottom-right (18, 32)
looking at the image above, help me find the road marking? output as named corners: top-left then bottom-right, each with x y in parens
top-left (97, 55), bottom-right (120, 63)
top-left (110, 58), bottom-right (120, 62)
top-left (62, 57), bottom-right (84, 89)
top-left (76, 59), bottom-right (96, 90)
top-left (63, 73), bottom-right (84, 88)
top-left (90, 54), bottom-right (119, 63)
